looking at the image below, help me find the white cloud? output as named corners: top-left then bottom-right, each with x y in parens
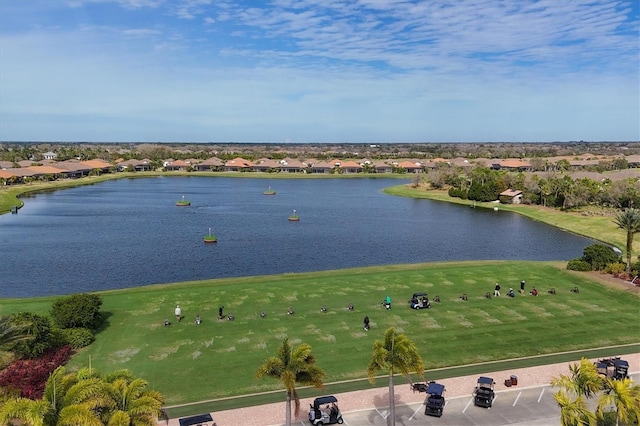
top-left (0, 0), bottom-right (638, 142)
top-left (122, 28), bottom-right (161, 37)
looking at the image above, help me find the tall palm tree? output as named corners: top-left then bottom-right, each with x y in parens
top-left (367, 327), bottom-right (425, 426)
top-left (551, 358), bottom-right (603, 398)
top-left (256, 338), bottom-right (325, 426)
top-left (613, 207), bottom-right (640, 273)
top-left (597, 377), bottom-right (640, 426)
top-left (553, 390), bottom-right (596, 426)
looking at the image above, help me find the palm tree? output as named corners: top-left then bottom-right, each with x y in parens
top-left (0, 366), bottom-right (164, 426)
top-left (0, 315), bottom-right (32, 352)
top-left (551, 358), bottom-right (603, 398)
top-left (256, 338), bottom-right (325, 426)
top-left (597, 377), bottom-right (640, 426)
top-left (553, 390), bottom-right (596, 426)
top-left (613, 208), bottom-right (640, 273)
top-left (0, 398), bottom-right (50, 426)
top-left (367, 327), bottom-right (425, 426)
top-left (102, 369), bottom-right (164, 426)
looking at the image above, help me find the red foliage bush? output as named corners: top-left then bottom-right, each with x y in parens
top-left (0, 345), bottom-right (73, 399)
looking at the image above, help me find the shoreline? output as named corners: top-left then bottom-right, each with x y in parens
top-left (1, 173), bottom-right (629, 252)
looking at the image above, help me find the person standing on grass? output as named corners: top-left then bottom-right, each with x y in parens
top-left (175, 305), bottom-right (182, 322)
top-left (218, 306), bottom-right (224, 319)
top-left (494, 283), bottom-right (501, 297)
top-left (520, 280), bottom-right (526, 294)
top-left (363, 316), bottom-right (370, 331)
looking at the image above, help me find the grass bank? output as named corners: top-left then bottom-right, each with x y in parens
top-left (384, 184), bottom-right (634, 255)
top-left (1, 261), bottom-right (638, 408)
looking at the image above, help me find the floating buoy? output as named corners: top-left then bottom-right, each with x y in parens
top-left (176, 195), bottom-right (191, 206)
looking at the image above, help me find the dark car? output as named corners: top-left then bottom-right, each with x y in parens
top-left (474, 376), bottom-right (496, 408)
top-left (309, 395), bottom-right (344, 425)
top-left (424, 381), bottom-right (446, 417)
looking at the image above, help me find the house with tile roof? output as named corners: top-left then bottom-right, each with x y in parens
top-left (373, 161), bottom-right (393, 173)
top-left (253, 158), bottom-right (281, 172)
top-left (309, 161), bottom-right (334, 174)
top-left (165, 160), bottom-right (189, 171)
top-left (279, 158), bottom-right (306, 173)
top-left (397, 160), bottom-right (424, 173)
top-left (499, 189), bottom-right (523, 204)
top-left (338, 160), bottom-right (362, 174)
top-left (192, 157), bottom-right (223, 171)
top-left (116, 158), bottom-right (154, 172)
top-left (223, 157), bottom-right (254, 171)
top-left (495, 159), bottom-right (532, 171)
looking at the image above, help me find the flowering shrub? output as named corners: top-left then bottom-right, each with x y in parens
top-left (0, 345), bottom-right (73, 399)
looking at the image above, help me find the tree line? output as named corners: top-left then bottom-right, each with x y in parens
top-left (427, 165), bottom-right (640, 209)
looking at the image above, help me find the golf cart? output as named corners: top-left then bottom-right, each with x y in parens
top-left (424, 381), bottom-right (446, 417)
top-left (409, 292), bottom-right (431, 309)
top-left (473, 376), bottom-right (496, 408)
top-left (178, 413), bottom-right (215, 426)
top-left (595, 357), bottom-right (629, 380)
top-left (309, 395), bottom-right (344, 425)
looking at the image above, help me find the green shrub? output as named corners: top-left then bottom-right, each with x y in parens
top-left (581, 244), bottom-right (620, 271)
top-left (603, 262), bottom-right (626, 274)
top-left (50, 293), bottom-right (103, 330)
top-left (448, 187), bottom-right (467, 199)
top-left (567, 259), bottom-right (592, 271)
top-left (61, 327), bottom-right (95, 349)
top-left (9, 313), bottom-right (56, 359)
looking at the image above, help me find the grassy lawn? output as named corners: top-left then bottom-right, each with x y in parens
top-left (1, 261), bottom-right (638, 407)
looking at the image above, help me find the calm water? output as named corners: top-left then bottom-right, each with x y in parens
top-left (0, 177), bottom-right (594, 298)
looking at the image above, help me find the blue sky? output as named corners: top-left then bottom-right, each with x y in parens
top-left (0, 0), bottom-right (638, 143)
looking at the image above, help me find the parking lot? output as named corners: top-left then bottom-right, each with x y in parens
top-left (270, 372), bottom-right (638, 426)
top-left (170, 355), bottom-right (639, 426)
top-left (336, 383), bottom-right (562, 425)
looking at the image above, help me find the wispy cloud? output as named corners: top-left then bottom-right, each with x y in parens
top-left (0, 0), bottom-right (637, 142)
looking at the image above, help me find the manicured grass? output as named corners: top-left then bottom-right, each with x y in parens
top-left (1, 261), bottom-right (638, 407)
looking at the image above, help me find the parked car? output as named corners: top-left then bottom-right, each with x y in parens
top-left (595, 357), bottom-right (629, 380)
top-left (409, 292), bottom-right (431, 309)
top-left (424, 381), bottom-right (446, 417)
top-left (474, 376), bottom-right (495, 408)
top-left (309, 395), bottom-right (344, 425)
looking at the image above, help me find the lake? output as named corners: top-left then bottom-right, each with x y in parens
top-left (0, 177), bottom-right (594, 298)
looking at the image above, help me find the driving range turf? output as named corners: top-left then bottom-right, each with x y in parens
top-left (1, 260), bottom-right (638, 411)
